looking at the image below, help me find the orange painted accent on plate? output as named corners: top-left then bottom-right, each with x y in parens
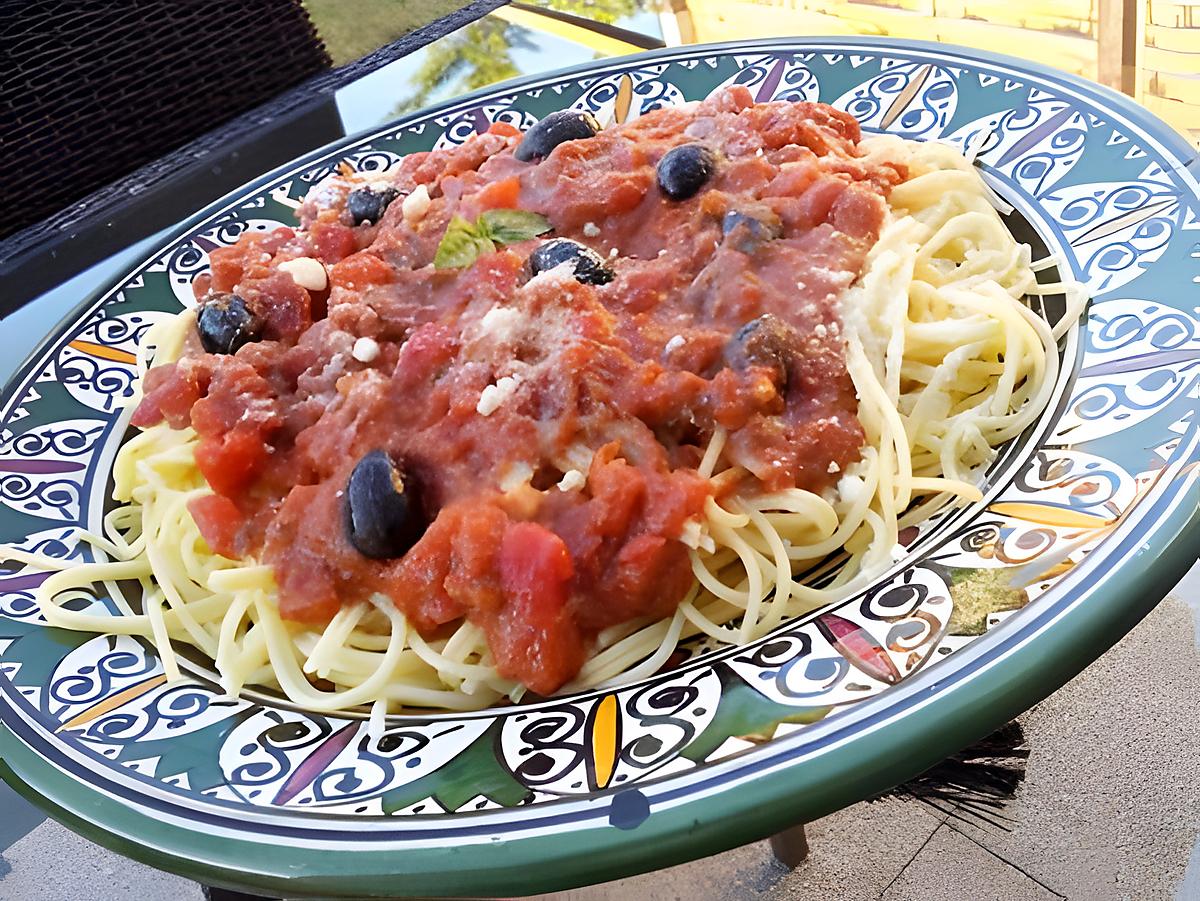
top-left (989, 502), bottom-right (1111, 529)
top-left (613, 75), bottom-right (634, 125)
top-left (56, 674), bottom-right (168, 732)
top-left (69, 340), bottom-right (137, 365)
top-left (591, 694), bottom-right (620, 789)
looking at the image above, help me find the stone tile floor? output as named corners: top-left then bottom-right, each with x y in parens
top-left (4, 565), bottom-right (1199, 900)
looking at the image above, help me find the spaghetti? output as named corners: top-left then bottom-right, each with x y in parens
top-left (17, 109), bottom-right (1084, 715)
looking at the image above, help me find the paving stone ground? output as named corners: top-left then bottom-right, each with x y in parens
top-left (4, 569), bottom-right (1199, 900)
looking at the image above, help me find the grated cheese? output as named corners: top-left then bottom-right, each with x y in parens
top-left (499, 461), bottom-right (534, 492)
top-left (478, 305), bottom-right (524, 342)
top-left (679, 518), bottom-right (716, 554)
top-left (664, 334), bottom-right (686, 355)
top-left (477, 375), bottom-right (519, 416)
top-left (278, 257), bottom-right (328, 291)
top-left (837, 474), bottom-right (865, 505)
top-left (352, 337), bottom-right (380, 363)
top-left (402, 184), bottom-right (431, 224)
top-left (557, 469), bottom-right (586, 492)
top-left (582, 222), bottom-right (600, 237)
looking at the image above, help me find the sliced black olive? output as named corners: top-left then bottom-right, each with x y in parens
top-left (721, 210), bottom-right (783, 253)
top-left (344, 450), bottom-right (424, 559)
top-left (656, 144), bottom-right (717, 200)
top-left (347, 186), bottom-right (399, 226)
top-left (514, 110), bottom-right (601, 163)
top-left (528, 238), bottom-right (614, 286)
top-left (725, 314), bottom-right (798, 390)
top-left (196, 293), bottom-right (263, 355)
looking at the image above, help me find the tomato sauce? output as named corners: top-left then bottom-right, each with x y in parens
top-left (133, 87), bottom-right (905, 695)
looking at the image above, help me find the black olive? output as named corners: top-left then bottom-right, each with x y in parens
top-left (196, 293), bottom-right (263, 355)
top-left (344, 450), bottom-right (424, 559)
top-left (528, 238), bottom-right (614, 285)
top-left (721, 210), bottom-right (782, 253)
top-left (347, 186), bottom-right (399, 226)
top-left (656, 144), bottom-right (717, 200)
top-left (514, 110), bottom-right (602, 163)
top-left (726, 314), bottom-right (798, 390)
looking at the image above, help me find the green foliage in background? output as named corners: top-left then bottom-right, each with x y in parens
top-left (304, 0), bottom-right (470, 65)
top-left (394, 0), bottom-right (642, 113)
top-left (306, 0), bottom-right (643, 68)
top-left (543, 0), bottom-right (641, 25)
top-left (396, 19), bottom-right (528, 113)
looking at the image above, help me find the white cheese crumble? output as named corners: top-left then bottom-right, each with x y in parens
top-left (477, 375), bottom-right (519, 416)
top-left (307, 174), bottom-right (347, 208)
top-left (402, 184), bottom-right (431, 224)
top-left (278, 257), bottom-right (328, 291)
top-left (479, 305), bottom-right (524, 342)
top-left (557, 469), bottom-right (586, 492)
top-left (837, 474), bottom-right (865, 505)
top-left (814, 323), bottom-right (828, 339)
top-left (664, 334), bottom-right (686, 355)
top-left (352, 337), bottom-right (380, 363)
top-left (608, 247), bottom-right (619, 259)
top-left (827, 460), bottom-right (840, 474)
top-left (679, 518), bottom-right (716, 554)
top-left (525, 261), bottom-right (576, 290)
top-left (582, 221), bottom-right (600, 237)
top-left (499, 461), bottom-right (534, 492)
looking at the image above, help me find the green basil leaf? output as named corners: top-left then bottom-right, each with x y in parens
top-left (434, 216), bottom-right (484, 269)
top-left (478, 209), bottom-right (553, 246)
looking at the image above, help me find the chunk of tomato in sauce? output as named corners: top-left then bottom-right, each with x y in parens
top-left (131, 362), bottom-right (207, 428)
top-left (194, 428), bottom-right (271, 497)
top-left (330, 252), bottom-right (394, 290)
top-left (494, 521), bottom-right (584, 695)
top-left (476, 176), bottom-right (521, 210)
top-left (309, 222), bottom-right (358, 264)
top-left (487, 121), bottom-right (520, 138)
top-left (207, 228), bottom-right (297, 293)
top-left (242, 271), bottom-right (312, 341)
top-left (188, 494), bottom-right (243, 558)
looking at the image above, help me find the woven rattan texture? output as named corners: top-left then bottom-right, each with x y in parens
top-left (1, 0), bottom-right (331, 241)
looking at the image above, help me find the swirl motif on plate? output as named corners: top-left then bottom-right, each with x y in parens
top-left (728, 565), bottom-right (951, 707)
top-left (283, 718), bottom-right (492, 812)
top-left (575, 64), bottom-right (686, 126)
top-left (0, 527), bottom-right (78, 622)
top-left (499, 668), bottom-right (720, 794)
top-left (44, 634), bottom-right (161, 725)
top-left (953, 92), bottom-right (1089, 199)
top-left (433, 102), bottom-right (538, 149)
top-left (46, 311), bottom-right (171, 414)
top-left (0, 418), bottom-right (106, 523)
top-left (1053, 297), bottom-right (1200, 444)
top-left (715, 54), bottom-right (821, 105)
top-left (833, 61), bottom-right (959, 138)
top-left (1040, 174), bottom-right (1189, 294)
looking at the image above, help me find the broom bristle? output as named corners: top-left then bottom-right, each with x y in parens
top-left (879, 721), bottom-right (1028, 830)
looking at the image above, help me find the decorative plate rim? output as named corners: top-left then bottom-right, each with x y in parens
top-left (2, 36), bottom-right (1198, 898)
